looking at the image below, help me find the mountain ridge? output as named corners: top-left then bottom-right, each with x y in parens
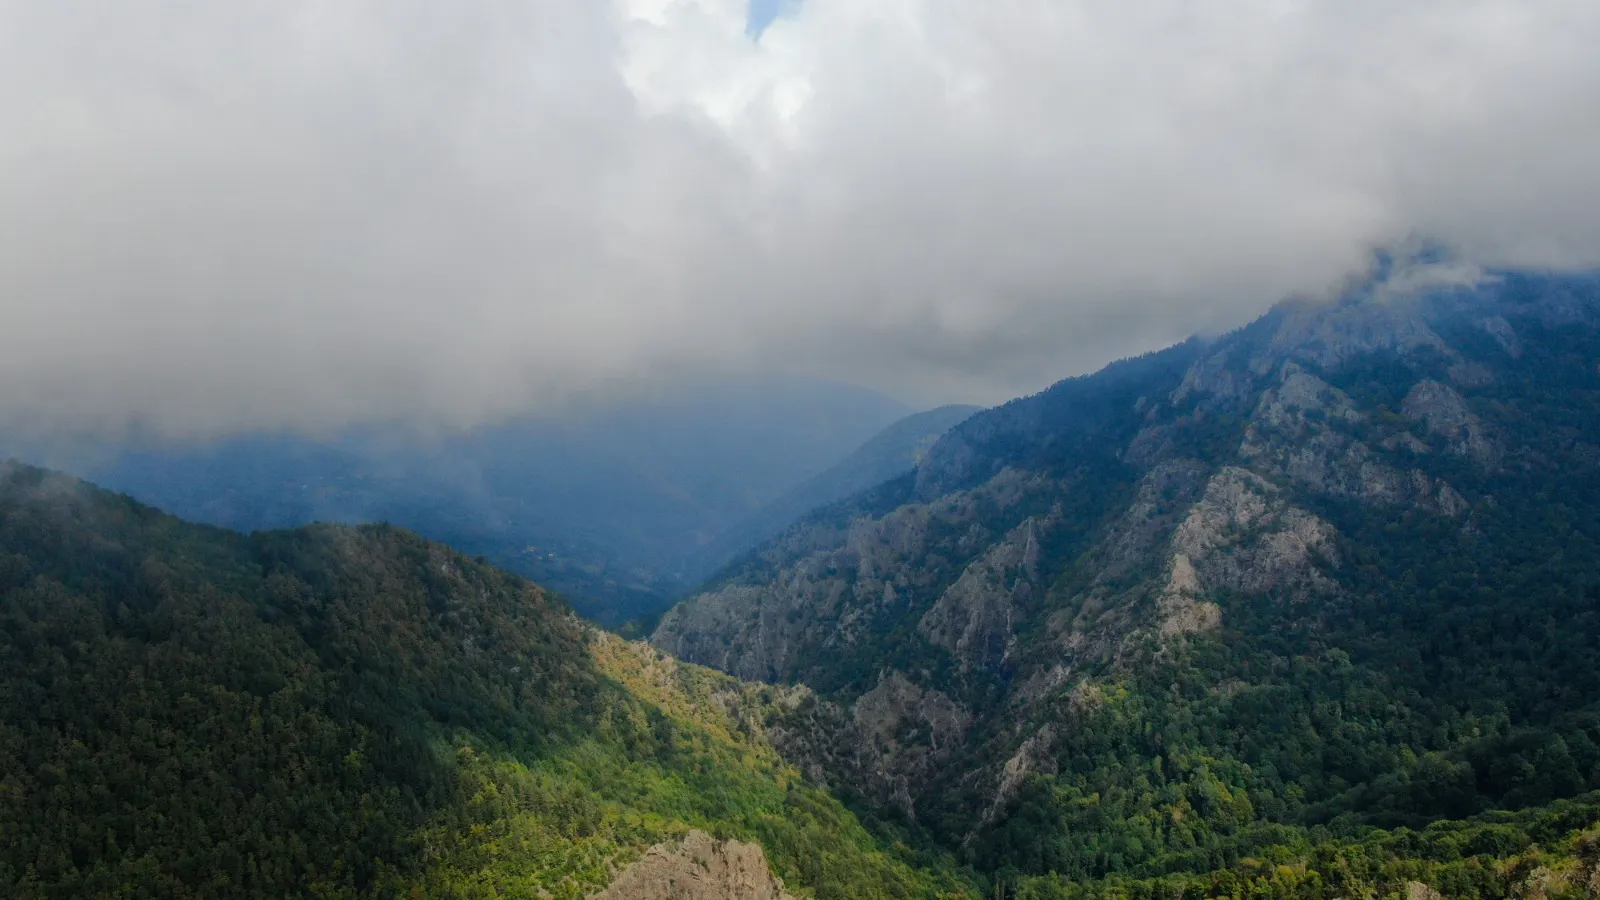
top-left (652, 266), bottom-right (1600, 890)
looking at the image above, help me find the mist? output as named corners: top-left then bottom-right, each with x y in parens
top-left (3, 0), bottom-right (1599, 437)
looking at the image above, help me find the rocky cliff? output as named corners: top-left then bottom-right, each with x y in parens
top-left (590, 831), bottom-right (795, 900)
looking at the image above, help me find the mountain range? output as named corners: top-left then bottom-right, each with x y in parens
top-left (6, 264), bottom-right (1600, 897)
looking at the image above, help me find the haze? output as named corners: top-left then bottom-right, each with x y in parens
top-left (3, 0), bottom-right (1599, 437)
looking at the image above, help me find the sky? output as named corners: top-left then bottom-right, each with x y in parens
top-left (746, 0), bottom-right (790, 35)
top-left (2, 0), bottom-right (1600, 438)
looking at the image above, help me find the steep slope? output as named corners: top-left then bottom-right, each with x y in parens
top-left (0, 462), bottom-right (966, 899)
top-left (3, 376), bottom-right (910, 625)
top-left (684, 404), bottom-right (983, 584)
top-left (654, 267), bottom-right (1600, 893)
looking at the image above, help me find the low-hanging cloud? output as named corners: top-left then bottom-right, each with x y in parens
top-left (2, 0), bottom-right (1599, 437)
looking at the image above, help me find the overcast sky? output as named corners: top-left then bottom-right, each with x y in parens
top-left (3, 0), bottom-right (1599, 437)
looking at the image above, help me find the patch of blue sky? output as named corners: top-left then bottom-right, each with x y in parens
top-left (747, 0), bottom-right (799, 37)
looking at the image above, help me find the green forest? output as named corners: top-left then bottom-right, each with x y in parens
top-left (0, 462), bottom-right (964, 898)
top-left (970, 307), bottom-right (1600, 895)
top-left (5, 442), bottom-right (1600, 897)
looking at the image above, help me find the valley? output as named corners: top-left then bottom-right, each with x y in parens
top-left (0, 377), bottom-right (948, 627)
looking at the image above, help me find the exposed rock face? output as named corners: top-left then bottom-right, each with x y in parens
top-left (1157, 552), bottom-right (1222, 637)
top-left (1239, 364), bottom-right (1470, 515)
top-left (1250, 365), bottom-right (1365, 432)
top-left (1140, 465), bottom-right (1340, 639)
top-left (1012, 662), bottom-right (1075, 709)
top-left (647, 498), bottom-right (943, 683)
top-left (1044, 460), bottom-right (1214, 660)
top-left (1169, 467), bottom-right (1338, 603)
top-left (590, 830), bottom-right (794, 900)
top-left (980, 724), bottom-right (1058, 826)
top-left (852, 671), bottom-right (971, 760)
top-left (1447, 361), bottom-right (1495, 387)
top-left (1402, 379), bottom-right (1499, 465)
top-left (1170, 347), bottom-right (1257, 411)
top-left (850, 672), bottom-right (971, 817)
top-left (765, 670), bottom-right (971, 821)
top-left (652, 469), bottom-right (1045, 685)
top-left (1261, 297), bottom-right (1453, 372)
top-left (1481, 315), bottom-right (1523, 357)
top-left (1092, 460), bottom-right (1212, 582)
top-left (1405, 882), bottom-right (1445, 900)
top-left (918, 518), bottom-right (1041, 671)
top-left (1244, 366), bottom-right (1427, 506)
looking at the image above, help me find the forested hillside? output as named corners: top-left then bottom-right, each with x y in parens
top-left (654, 267), bottom-right (1600, 897)
top-left (0, 462), bottom-right (964, 898)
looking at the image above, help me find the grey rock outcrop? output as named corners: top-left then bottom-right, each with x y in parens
top-left (918, 518), bottom-right (1042, 671)
top-left (1261, 296), bottom-right (1453, 372)
top-left (590, 831), bottom-right (794, 900)
top-left (1169, 467), bottom-right (1338, 603)
top-left (1402, 379), bottom-right (1499, 466)
top-left (1405, 882), bottom-right (1445, 900)
top-left (1481, 315), bottom-right (1523, 357)
top-left (1241, 364), bottom-right (1467, 514)
top-left (980, 724), bottom-right (1058, 827)
top-left (764, 671), bottom-right (971, 821)
top-left (653, 469), bottom-right (1045, 684)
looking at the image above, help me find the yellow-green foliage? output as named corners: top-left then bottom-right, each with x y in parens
top-left (394, 635), bottom-right (973, 898)
top-left (1007, 798), bottom-right (1600, 899)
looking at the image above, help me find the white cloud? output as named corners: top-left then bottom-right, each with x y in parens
top-left (1, 0), bottom-right (1597, 436)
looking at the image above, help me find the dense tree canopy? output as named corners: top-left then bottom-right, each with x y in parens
top-left (0, 462), bottom-right (962, 898)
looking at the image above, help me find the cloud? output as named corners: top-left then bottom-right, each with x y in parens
top-left (1, 0), bottom-right (1598, 436)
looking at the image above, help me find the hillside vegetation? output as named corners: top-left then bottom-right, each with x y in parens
top-left (0, 462), bottom-right (963, 898)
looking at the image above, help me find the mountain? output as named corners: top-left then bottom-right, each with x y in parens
top-left (683, 404), bottom-right (983, 585)
top-left (8, 269), bottom-right (1600, 899)
top-left (0, 461), bottom-right (970, 898)
top-left (653, 266), bottom-right (1600, 896)
top-left (2, 376), bottom-right (910, 625)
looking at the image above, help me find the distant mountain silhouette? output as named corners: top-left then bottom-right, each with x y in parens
top-left (0, 375), bottom-right (910, 624)
top-left (684, 403), bottom-right (982, 583)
